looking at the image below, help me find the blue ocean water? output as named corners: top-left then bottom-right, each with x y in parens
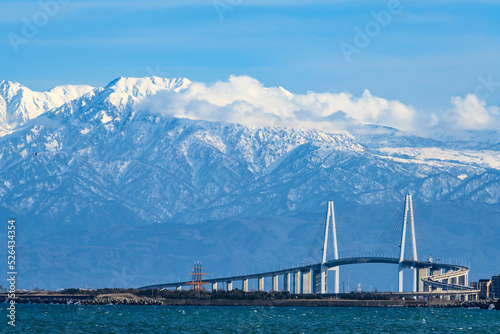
top-left (1, 304), bottom-right (499, 333)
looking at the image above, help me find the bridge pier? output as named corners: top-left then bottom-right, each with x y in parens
top-left (417, 268), bottom-right (428, 292)
top-left (459, 273), bottom-right (468, 286)
top-left (313, 267), bottom-right (321, 294)
top-left (284, 272), bottom-right (291, 293)
top-left (176, 285), bottom-right (182, 291)
top-left (227, 281), bottom-right (233, 291)
top-left (294, 271), bottom-right (301, 294)
top-left (243, 279), bottom-right (248, 292)
top-left (418, 267), bottom-right (449, 293)
top-left (333, 267), bottom-right (340, 293)
top-left (398, 264), bottom-right (404, 293)
top-left (302, 269), bottom-right (312, 294)
top-left (212, 282), bottom-right (218, 291)
top-left (320, 267), bottom-right (327, 294)
top-left (413, 267), bottom-right (417, 292)
top-left (398, 265), bottom-right (419, 293)
top-left (258, 276), bottom-right (265, 292)
top-left (272, 274), bottom-right (279, 292)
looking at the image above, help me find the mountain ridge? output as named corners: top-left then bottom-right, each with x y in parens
top-left (2, 77), bottom-right (500, 225)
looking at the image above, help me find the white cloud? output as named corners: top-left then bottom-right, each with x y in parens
top-left (449, 94), bottom-right (499, 130)
top-left (144, 75), bottom-right (417, 132)
top-left (424, 93), bottom-right (500, 140)
top-left (139, 76), bottom-right (500, 141)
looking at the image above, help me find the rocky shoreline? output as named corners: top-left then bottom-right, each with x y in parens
top-left (1, 294), bottom-right (497, 309)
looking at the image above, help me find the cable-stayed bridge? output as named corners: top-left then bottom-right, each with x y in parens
top-left (139, 195), bottom-right (479, 300)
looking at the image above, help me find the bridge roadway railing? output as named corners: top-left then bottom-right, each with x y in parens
top-left (425, 268), bottom-right (468, 281)
top-left (321, 256), bottom-right (466, 271)
top-left (138, 256), bottom-right (470, 293)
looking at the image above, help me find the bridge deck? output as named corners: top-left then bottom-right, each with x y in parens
top-left (138, 257), bottom-right (468, 290)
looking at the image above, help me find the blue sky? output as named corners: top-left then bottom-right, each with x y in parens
top-left (1, 0), bottom-right (499, 112)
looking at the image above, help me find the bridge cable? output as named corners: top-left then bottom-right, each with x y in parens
top-left (369, 208), bottom-right (405, 258)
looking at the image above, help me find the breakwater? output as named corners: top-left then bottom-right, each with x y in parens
top-left (1, 293), bottom-right (497, 309)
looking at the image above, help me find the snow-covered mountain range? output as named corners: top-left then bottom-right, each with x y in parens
top-left (1, 77), bottom-right (499, 290)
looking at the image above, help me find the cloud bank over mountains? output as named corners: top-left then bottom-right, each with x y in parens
top-left (141, 75), bottom-right (499, 138)
top-left (143, 75), bottom-right (416, 132)
top-left (1, 75), bottom-right (499, 140)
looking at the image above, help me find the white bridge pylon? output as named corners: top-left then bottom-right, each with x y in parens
top-left (321, 200), bottom-right (339, 294)
top-left (321, 195), bottom-right (418, 294)
top-left (398, 194), bottom-right (418, 293)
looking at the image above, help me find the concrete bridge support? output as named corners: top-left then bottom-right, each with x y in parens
top-left (176, 285), bottom-right (182, 291)
top-left (320, 267), bottom-right (327, 294)
top-left (313, 268), bottom-right (321, 294)
top-left (417, 268), bottom-right (429, 292)
top-left (294, 271), bottom-right (301, 294)
top-left (243, 279), bottom-right (248, 292)
top-left (258, 277), bottom-right (265, 292)
top-left (212, 282), bottom-right (218, 291)
top-left (319, 267), bottom-right (338, 294)
top-left (272, 274), bottom-right (279, 292)
top-left (284, 272), bottom-right (291, 293)
top-left (302, 269), bottom-right (312, 294)
top-left (458, 273), bottom-right (468, 286)
top-left (332, 267), bottom-right (340, 293)
top-left (398, 264), bottom-right (404, 293)
top-left (227, 281), bottom-right (233, 291)
top-left (413, 268), bottom-right (417, 292)
top-left (397, 264), bottom-right (418, 293)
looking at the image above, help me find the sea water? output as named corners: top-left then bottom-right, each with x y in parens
top-left (1, 304), bottom-right (499, 333)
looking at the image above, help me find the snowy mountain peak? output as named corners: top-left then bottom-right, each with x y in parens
top-left (45, 84), bottom-right (95, 100)
top-left (0, 80), bottom-right (23, 98)
top-left (105, 76), bottom-right (190, 96)
top-left (100, 76), bottom-right (191, 112)
top-left (0, 80), bottom-right (94, 136)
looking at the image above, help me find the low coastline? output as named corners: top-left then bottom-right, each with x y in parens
top-left (1, 293), bottom-right (497, 309)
